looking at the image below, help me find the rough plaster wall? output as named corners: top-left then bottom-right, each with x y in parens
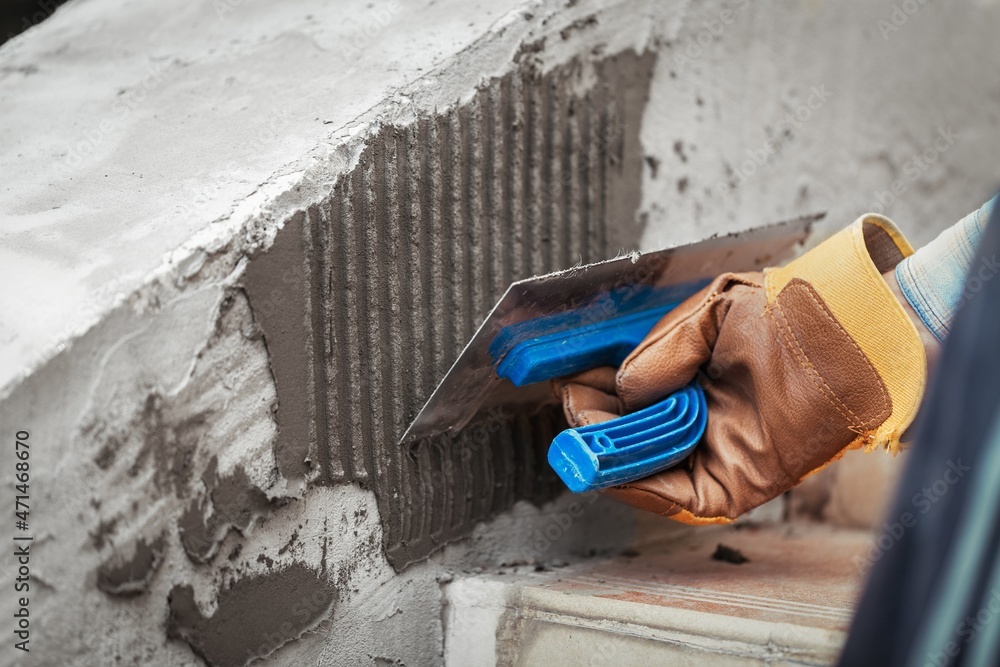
top-left (1, 0), bottom-right (999, 666)
top-left (0, 244), bottom-right (288, 665)
top-left (0, 0), bottom-right (535, 394)
top-left (245, 50), bottom-right (655, 571)
top-left (0, 4), bottom-right (655, 666)
top-left (0, 236), bottom-right (637, 667)
top-left (636, 0), bottom-right (1000, 251)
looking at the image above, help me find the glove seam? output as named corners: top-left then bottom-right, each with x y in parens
top-left (791, 280), bottom-right (893, 429)
top-left (767, 298), bottom-right (875, 433)
top-left (612, 485), bottom-right (735, 524)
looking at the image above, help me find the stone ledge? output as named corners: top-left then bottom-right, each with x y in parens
top-left (444, 524), bottom-right (868, 666)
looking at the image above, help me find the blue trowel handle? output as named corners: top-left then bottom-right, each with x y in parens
top-left (494, 305), bottom-right (675, 386)
top-left (490, 299), bottom-right (708, 492)
top-left (547, 384), bottom-right (706, 492)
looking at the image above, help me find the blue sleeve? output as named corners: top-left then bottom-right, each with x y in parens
top-left (895, 196), bottom-right (997, 343)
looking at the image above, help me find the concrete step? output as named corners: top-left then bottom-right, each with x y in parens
top-left (443, 524), bottom-right (869, 666)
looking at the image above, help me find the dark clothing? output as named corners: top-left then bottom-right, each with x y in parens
top-left (839, 196), bottom-right (1000, 667)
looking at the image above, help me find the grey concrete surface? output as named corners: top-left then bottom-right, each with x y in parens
top-left (0, 0), bottom-right (523, 397)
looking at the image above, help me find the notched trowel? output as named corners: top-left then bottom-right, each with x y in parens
top-left (401, 214), bottom-right (822, 490)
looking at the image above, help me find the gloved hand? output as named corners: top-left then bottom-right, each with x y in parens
top-left (555, 215), bottom-right (928, 525)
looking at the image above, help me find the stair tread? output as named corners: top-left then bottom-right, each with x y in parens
top-left (444, 523), bottom-right (871, 665)
top-left (532, 523), bottom-right (865, 632)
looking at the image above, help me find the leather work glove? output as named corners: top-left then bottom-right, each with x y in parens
top-left (555, 215), bottom-right (927, 525)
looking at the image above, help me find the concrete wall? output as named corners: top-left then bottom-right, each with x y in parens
top-left (636, 0), bottom-right (1000, 251)
top-left (243, 50), bottom-right (656, 573)
top-left (1, 0), bottom-right (998, 665)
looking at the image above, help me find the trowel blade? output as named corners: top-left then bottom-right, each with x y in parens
top-left (399, 213), bottom-right (822, 445)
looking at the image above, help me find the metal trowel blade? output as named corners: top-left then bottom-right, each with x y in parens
top-left (400, 214), bottom-right (822, 445)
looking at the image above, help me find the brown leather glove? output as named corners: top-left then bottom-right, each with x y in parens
top-left (555, 215), bottom-right (927, 525)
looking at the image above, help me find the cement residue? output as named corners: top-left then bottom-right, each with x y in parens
top-left (96, 532), bottom-right (167, 596)
top-left (90, 516), bottom-right (119, 551)
top-left (242, 210), bottom-right (317, 486)
top-left (167, 562), bottom-right (335, 667)
top-left (83, 392), bottom-right (209, 496)
top-left (245, 47), bottom-right (656, 574)
top-left (179, 456), bottom-right (288, 564)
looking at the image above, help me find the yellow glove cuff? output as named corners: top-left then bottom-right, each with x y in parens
top-left (764, 214), bottom-right (926, 453)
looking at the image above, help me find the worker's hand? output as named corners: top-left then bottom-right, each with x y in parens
top-left (555, 215), bottom-right (929, 525)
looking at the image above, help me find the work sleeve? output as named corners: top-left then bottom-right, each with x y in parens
top-left (895, 195), bottom-right (997, 343)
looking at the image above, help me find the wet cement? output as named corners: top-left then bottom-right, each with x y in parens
top-left (179, 457), bottom-right (288, 564)
top-left (96, 532), bottom-right (167, 596)
top-left (168, 562), bottom-right (335, 667)
top-left (243, 49), bottom-right (655, 572)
